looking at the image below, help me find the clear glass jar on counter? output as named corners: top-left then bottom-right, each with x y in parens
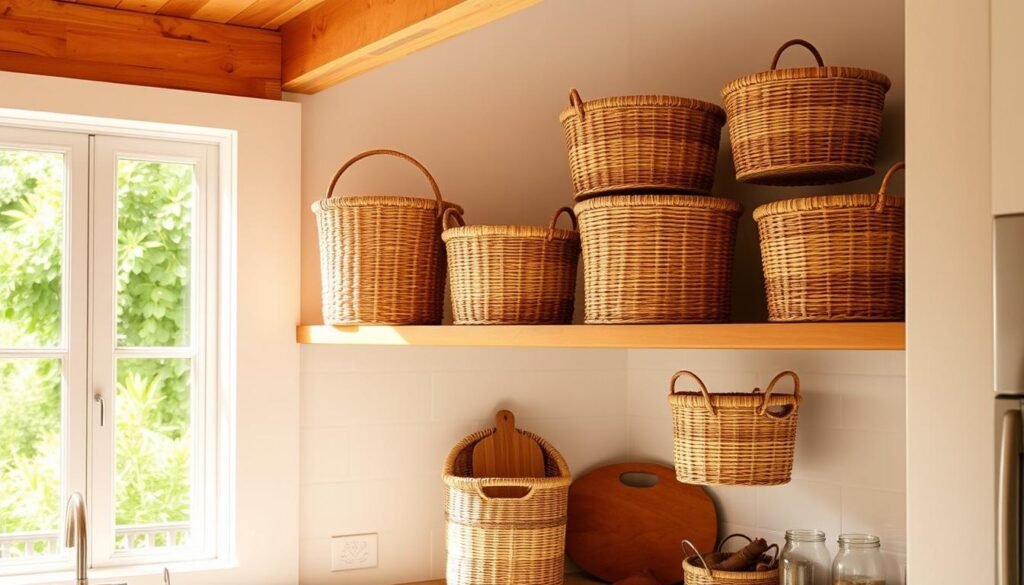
top-left (780, 529), bottom-right (832, 585)
top-left (832, 534), bottom-right (886, 585)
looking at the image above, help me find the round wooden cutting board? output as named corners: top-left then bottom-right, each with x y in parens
top-left (566, 462), bottom-right (717, 584)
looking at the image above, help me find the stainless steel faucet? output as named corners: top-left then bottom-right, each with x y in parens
top-left (65, 492), bottom-right (88, 585)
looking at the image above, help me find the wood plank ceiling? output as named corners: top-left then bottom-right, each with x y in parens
top-left (57, 0), bottom-right (328, 29)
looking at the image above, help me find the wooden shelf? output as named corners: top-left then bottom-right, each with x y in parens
top-left (402, 575), bottom-right (602, 585)
top-left (296, 322), bottom-right (905, 350)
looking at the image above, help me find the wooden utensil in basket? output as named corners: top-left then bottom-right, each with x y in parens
top-left (472, 410), bottom-right (545, 498)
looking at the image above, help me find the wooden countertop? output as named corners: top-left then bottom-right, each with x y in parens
top-left (402, 574), bottom-right (604, 585)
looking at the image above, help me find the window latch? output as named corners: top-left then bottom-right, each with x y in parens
top-left (94, 393), bottom-right (105, 427)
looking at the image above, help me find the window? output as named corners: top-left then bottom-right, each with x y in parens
top-left (0, 126), bottom-right (225, 577)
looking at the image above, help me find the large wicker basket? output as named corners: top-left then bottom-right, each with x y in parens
top-left (311, 149), bottom-right (462, 325)
top-left (682, 535), bottom-right (780, 585)
top-left (444, 428), bottom-right (572, 585)
top-left (560, 88), bottom-right (726, 200)
top-left (442, 207), bottom-right (580, 325)
top-left (721, 39), bottom-right (891, 185)
top-left (669, 370), bottom-right (800, 486)
top-left (754, 162), bottom-right (906, 322)
top-left (574, 195), bottom-right (741, 324)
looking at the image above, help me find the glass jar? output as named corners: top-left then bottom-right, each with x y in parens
top-left (832, 534), bottom-right (886, 585)
top-left (780, 529), bottom-right (832, 585)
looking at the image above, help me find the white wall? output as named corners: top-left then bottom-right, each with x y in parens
top-left (294, 1), bottom-right (907, 584)
top-left (0, 72), bottom-right (302, 585)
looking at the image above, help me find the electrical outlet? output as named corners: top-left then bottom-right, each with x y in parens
top-left (330, 533), bottom-right (378, 571)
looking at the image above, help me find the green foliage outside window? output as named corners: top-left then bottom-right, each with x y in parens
top-left (0, 151), bottom-right (194, 542)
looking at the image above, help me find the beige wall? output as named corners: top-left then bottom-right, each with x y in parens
top-left (906, 0), bottom-right (994, 584)
top-left (0, 72), bottom-right (302, 585)
top-left (295, 0), bottom-right (906, 325)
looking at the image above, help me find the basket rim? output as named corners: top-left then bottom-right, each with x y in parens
top-left (442, 224), bottom-right (580, 242)
top-left (443, 427), bottom-right (572, 490)
top-left (574, 194), bottom-right (742, 214)
top-left (311, 195), bottom-right (463, 214)
top-left (721, 65), bottom-right (892, 97)
top-left (683, 553), bottom-right (780, 579)
top-left (668, 391), bottom-right (800, 408)
top-left (752, 193), bottom-right (905, 221)
top-left (558, 94), bottom-right (726, 124)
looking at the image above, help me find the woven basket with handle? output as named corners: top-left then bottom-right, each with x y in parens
top-left (444, 428), bottom-right (572, 585)
top-left (560, 88), bottom-right (726, 200)
top-left (754, 162), bottom-right (906, 322)
top-left (442, 207), bottom-right (580, 325)
top-left (669, 370), bottom-right (801, 486)
top-left (682, 535), bottom-right (780, 585)
top-left (311, 149), bottom-right (462, 325)
top-left (574, 195), bottom-right (741, 324)
top-left (722, 39), bottom-right (892, 185)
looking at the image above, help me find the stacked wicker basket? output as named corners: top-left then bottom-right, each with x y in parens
top-left (722, 39), bottom-right (905, 322)
top-left (561, 89), bottom-right (743, 324)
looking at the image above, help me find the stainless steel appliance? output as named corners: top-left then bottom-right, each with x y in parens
top-left (996, 213), bottom-right (1024, 585)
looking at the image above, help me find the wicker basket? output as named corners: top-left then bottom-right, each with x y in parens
top-left (754, 162), bottom-right (906, 322)
top-left (311, 149), bottom-right (462, 325)
top-left (444, 428), bottom-right (572, 585)
top-left (574, 195), bottom-right (741, 324)
top-left (560, 88), bottom-right (726, 200)
top-left (442, 207), bottom-right (580, 325)
top-left (669, 370), bottom-right (800, 486)
top-left (682, 535), bottom-right (780, 585)
top-left (721, 39), bottom-right (892, 185)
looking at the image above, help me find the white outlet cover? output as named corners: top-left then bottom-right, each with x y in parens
top-left (330, 533), bottom-right (378, 571)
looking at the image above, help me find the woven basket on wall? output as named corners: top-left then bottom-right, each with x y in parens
top-left (682, 536), bottom-right (780, 585)
top-left (721, 39), bottom-right (891, 185)
top-left (669, 370), bottom-right (801, 486)
top-left (754, 162), bottom-right (906, 322)
top-left (442, 207), bottom-right (580, 325)
top-left (311, 149), bottom-right (462, 325)
top-left (574, 195), bottom-right (741, 324)
top-left (560, 88), bottom-right (726, 200)
top-left (444, 428), bottom-right (572, 585)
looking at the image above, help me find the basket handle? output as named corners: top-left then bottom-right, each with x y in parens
top-left (670, 370), bottom-right (717, 417)
top-left (325, 149), bottom-right (447, 217)
top-left (716, 533), bottom-right (753, 553)
top-left (682, 539), bottom-right (713, 575)
top-left (547, 206), bottom-right (578, 241)
top-left (472, 479), bottom-right (538, 501)
top-left (568, 88), bottom-right (586, 120)
top-left (874, 161), bottom-right (906, 212)
top-left (757, 370), bottom-right (801, 418)
top-left (770, 39), bottom-right (825, 70)
top-left (442, 207), bottom-right (466, 230)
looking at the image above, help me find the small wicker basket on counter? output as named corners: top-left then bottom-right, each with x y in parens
top-left (311, 149), bottom-right (462, 326)
top-left (560, 88), bottom-right (726, 200)
top-left (754, 162), bottom-right (906, 322)
top-left (669, 370), bottom-right (800, 486)
top-left (444, 428), bottom-right (572, 585)
top-left (682, 535), bottom-right (780, 585)
top-left (442, 207), bottom-right (580, 325)
top-left (574, 195), bottom-right (741, 324)
top-left (722, 39), bottom-right (891, 186)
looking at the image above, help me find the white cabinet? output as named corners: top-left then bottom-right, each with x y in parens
top-left (993, 0), bottom-right (1024, 215)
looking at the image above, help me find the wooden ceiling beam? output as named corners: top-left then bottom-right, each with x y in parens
top-left (280, 0), bottom-right (540, 94)
top-left (0, 0), bottom-right (282, 99)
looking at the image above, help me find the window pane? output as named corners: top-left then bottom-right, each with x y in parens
top-left (0, 358), bottom-right (63, 559)
top-left (117, 160), bottom-right (194, 348)
top-left (0, 150), bottom-right (64, 348)
top-left (115, 358), bottom-right (192, 551)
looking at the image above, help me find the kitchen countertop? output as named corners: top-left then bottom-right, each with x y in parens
top-left (402, 574), bottom-right (604, 584)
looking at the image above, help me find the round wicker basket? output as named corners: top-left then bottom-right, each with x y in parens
top-left (311, 149), bottom-right (462, 325)
top-left (442, 207), bottom-right (580, 325)
top-left (669, 370), bottom-right (800, 486)
top-left (722, 39), bottom-right (892, 186)
top-left (444, 428), bottom-right (571, 585)
top-left (753, 162), bottom-right (905, 322)
top-left (682, 536), bottom-right (780, 585)
top-left (574, 195), bottom-right (741, 324)
top-left (560, 88), bottom-right (726, 199)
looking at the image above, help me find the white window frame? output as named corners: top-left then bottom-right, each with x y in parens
top-left (0, 123), bottom-right (233, 580)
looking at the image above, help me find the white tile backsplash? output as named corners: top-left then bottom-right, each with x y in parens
top-left (300, 346), bottom-right (907, 585)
